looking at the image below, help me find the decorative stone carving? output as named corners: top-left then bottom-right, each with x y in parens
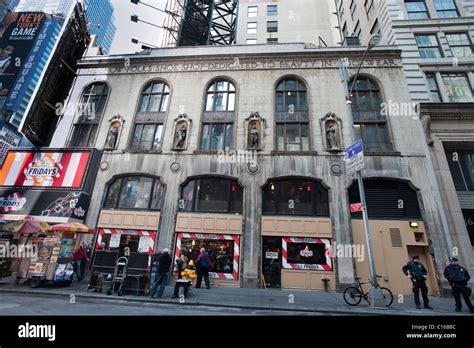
top-left (245, 112), bottom-right (264, 151)
top-left (420, 113), bottom-right (434, 146)
top-left (321, 112), bottom-right (342, 152)
top-left (172, 114), bottom-right (192, 150)
top-left (104, 115), bottom-right (124, 150)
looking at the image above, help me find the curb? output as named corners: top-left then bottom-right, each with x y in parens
top-left (0, 287), bottom-right (462, 316)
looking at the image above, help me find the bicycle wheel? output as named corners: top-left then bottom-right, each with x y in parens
top-left (343, 286), bottom-right (363, 306)
top-left (380, 287), bottom-right (394, 307)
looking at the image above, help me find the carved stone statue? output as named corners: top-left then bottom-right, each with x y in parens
top-left (176, 124), bottom-right (187, 149)
top-left (249, 124), bottom-right (259, 149)
top-left (172, 114), bottom-right (192, 150)
top-left (246, 112), bottom-right (264, 151)
top-left (105, 124), bottom-right (119, 149)
top-left (326, 121), bottom-right (338, 150)
top-left (321, 112), bottom-right (342, 152)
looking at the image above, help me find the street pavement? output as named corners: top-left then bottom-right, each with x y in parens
top-left (0, 276), bottom-right (472, 316)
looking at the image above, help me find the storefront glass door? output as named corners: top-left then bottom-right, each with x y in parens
top-left (262, 237), bottom-right (282, 288)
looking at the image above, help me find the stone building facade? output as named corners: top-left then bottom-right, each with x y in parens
top-left (51, 43), bottom-right (455, 294)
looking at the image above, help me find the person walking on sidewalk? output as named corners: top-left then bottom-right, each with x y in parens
top-left (444, 257), bottom-right (474, 313)
top-left (402, 255), bottom-right (433, 310)
top-left (149, 249), bottom-right (172, 298)
top-left (196, 247), bottom-right (213, 289)
top-left (72, 243), bottom-right (89, 282)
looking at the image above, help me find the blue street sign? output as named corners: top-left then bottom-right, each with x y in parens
top-left (344, 139), bottom-right (365, 175)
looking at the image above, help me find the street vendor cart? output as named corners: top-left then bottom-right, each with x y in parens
top-left (4, 220), bottom-right (93, 287)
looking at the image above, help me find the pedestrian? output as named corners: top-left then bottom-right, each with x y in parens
top-left (175, 252), bottom-right (188, 280)
top-left (402, 255), bottom-right (433, 310)
top-left (173, 260), bottom-right (197, 299)
top-left (443, 257), bottom-right (473, 313)
top-left (195, 247), bottom-right (214, 289)
top-left (149, 248), bottom-right (172, 298)
top-left (72, 243), bottom-right (89, 282)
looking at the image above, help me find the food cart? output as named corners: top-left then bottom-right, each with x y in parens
top-left (4, 220), bottom-right (93, 287)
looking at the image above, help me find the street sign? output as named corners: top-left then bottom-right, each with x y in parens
top-left (350, 203), bottom-right (363, 213)
top-left (344, 139), bottom-right (365, 175)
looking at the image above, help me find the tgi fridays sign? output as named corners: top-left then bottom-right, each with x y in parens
top-left (0, 192), bottom-right (26, 212)
top-left (0, 150), bottom-right (91, 188)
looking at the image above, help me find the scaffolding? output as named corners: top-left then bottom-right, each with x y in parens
top-left (161, 0), bottom-right (238, 47)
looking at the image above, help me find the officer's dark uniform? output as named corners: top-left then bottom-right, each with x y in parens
top-left (402, 256), bottom-right (431, 308)
top-left (443, 258), bottom-right (473, 313)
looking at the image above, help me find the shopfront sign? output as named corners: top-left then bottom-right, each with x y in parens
top-left (0, 192), bottom-right (26, 212)
top-left (265, 251), bottom-right (278, 259)
top-left (350, 203), bottom-right (363, 213)
top-left (0, 189), bottom-right (90, 223)
top-left (0, 150), bottom-right (93, 188)
top-left (282, 237), bottom-right (332, 271)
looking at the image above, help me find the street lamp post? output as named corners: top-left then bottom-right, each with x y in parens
top-left (338, 34), bottom-right (387, 308)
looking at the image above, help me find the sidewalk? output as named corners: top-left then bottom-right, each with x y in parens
top-left (0, 277), bottom-right (471, 316)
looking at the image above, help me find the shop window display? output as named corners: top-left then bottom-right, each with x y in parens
top-left (282, 237), bottom-right (332, 270)
top-left (180, 238), bottom-right (235, 274)
top-left (286, 242), bottom-right (326, 265)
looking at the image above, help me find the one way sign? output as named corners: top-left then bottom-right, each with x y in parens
top-left (344, 139), bottom-right (365, 175)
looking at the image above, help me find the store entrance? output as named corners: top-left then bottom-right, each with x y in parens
top-left (262, 237), bottom-right (282, 288)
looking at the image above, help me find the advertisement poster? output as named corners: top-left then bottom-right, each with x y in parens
top-left (0, 12), bottom-right (46, 113)
top-left (59, 239), bottom-right (74, 258)
top-left (0, 189), bottom-right (90, 222)
top-left (109, 232), bottom-right (121, 248)
top-left (138, 236), bottom-right (152, 253)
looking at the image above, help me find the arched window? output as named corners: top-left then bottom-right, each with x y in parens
top-left (130, 81), bottom-right (170, 151)
top-left (350, 76), bottom-right (392, 152)
top-left (69, 82), bottom-right (109, 147)
top-left (349, 179), bottom-right (421, 219)
top-left (179, 177), bottom-right (243, 213)
top-left (262, 178), bottom-right (329, 216)
top-left (275, 77), bottom-right (310, 151)
top-left (200, 79), bottom-right (236, 151)
top-left (104, 175), bottom-right (164, 210)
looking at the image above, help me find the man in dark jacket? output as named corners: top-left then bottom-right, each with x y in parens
top-left (149, 249), bottom-right (172, 298)
top-left (444, 257), bottom-right (473, 313)
top-left (402, 255), bottom-right (433, 309)
top-left (196, 248), bottom-right (214, 289)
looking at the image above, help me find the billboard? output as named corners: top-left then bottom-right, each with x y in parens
top-left (0, 189), bottom-right (90, 222)
top-left (0, 118), bottom-right (21, 165)
top-left (0, 12), bottom-right (47, 115)
top-left (0, 149), bottom-right (101, 191)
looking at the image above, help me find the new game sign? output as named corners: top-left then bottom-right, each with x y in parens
top-left (0, 12), bottom-right (47, 111)
top-left (0, 150), bottom-right (92, 189)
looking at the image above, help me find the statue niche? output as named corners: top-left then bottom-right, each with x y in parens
top-left (172, 114), bottom-right (192, 151)
top-left (246, 112), bottom-right (264, 151)
top-left (321, 112), bottom-right (342, 152)
top-left (104, 115), bottom-right (124, 150)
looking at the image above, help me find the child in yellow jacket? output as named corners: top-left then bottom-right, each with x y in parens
top-left (173, 260), bottom-right (197, 298)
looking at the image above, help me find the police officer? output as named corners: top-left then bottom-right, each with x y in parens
top-left (443, 257), bottom-right (473, 313)
top-left (402, 255), bottom-right (433, 309)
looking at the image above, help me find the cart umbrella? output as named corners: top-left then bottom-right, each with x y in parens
top-left (2, 219), bottom-right (51, 234)
top-left (51, 222), bottom-right (94, 234)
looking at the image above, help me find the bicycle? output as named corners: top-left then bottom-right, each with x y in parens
top-left (343, 276), bottom-right (394, 307)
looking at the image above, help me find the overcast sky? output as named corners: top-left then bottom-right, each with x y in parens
top-left (109, 0), bottom-right (167, 54)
